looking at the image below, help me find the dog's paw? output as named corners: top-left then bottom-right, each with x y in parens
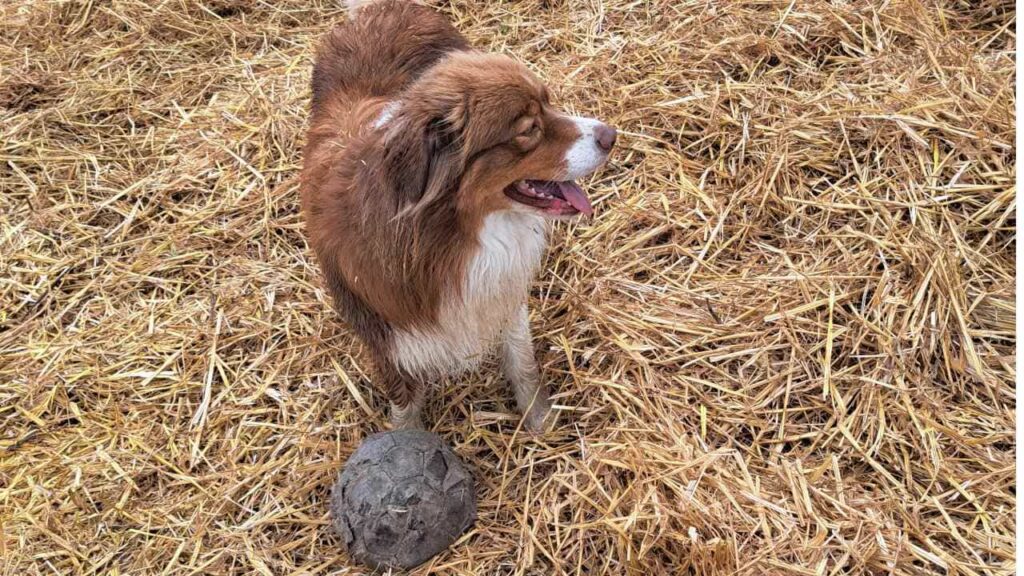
top-left (522, 396), bottom-right (555, 435)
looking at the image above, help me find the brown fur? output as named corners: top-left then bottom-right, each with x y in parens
top-left (301, 0), bottom-right (593, 412)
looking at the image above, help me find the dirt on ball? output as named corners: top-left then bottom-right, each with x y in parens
top-left (330, 430), bottom-right (476, 570)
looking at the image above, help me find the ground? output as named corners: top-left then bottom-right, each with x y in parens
top-left (0, 1), bottom-right (1015, 575)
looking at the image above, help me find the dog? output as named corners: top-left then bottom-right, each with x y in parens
top-left (300, 0), bottom-right (616, 431)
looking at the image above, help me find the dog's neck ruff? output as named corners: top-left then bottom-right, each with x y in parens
top-left (388, 210), bottom-right (550, 377)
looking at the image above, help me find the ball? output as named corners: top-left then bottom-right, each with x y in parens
top-left (330, 429), bottom-right (476, 569)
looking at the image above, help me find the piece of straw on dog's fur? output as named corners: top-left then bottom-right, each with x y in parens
top-left (0, 1), bottom-right (1015, 575)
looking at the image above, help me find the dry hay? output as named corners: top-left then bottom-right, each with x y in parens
top-left (0, 0), bottom-right (1015, 574)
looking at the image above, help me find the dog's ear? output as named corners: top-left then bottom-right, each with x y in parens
top-left (382, 103), bottom-right (466, 216)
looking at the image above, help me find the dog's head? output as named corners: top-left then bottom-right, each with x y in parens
top-left (378, 52), bottom-right (615, 221)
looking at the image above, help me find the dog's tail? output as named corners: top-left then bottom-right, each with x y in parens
top-left (346, 0), bottom-right (370, 16)
top-left (346, 0), bottom-right (423, 18)
top-left (344, 0), bottom-right (370, 16)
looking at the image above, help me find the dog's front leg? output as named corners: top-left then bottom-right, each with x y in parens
top-left (501, 304), bottom-right (553, 433)
top-left (376, 360), bottom-right (426, 429)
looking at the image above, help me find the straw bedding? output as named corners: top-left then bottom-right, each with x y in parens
top-left (0, 0), bottom-right (1015, 574)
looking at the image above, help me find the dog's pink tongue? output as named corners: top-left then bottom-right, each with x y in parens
top-left (556, 182), bottom-right (593, 216)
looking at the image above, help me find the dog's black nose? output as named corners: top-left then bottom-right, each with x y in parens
top-left (595, 124), bottom-right (617, 152)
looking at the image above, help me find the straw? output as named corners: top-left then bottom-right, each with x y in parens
top-left (0, 0), bottom-right (1015, 574)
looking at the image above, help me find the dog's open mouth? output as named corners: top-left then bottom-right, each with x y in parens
top-left (503, 180), bottom-right (593, 217)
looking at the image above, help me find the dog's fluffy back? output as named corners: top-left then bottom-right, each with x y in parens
top-left (311, 1), bottom-right (467, 117)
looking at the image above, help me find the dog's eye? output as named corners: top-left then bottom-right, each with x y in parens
top-left (515, 117), bottom-right (537, 136)
top-left (513, 126), bottom-right (542, 150)
top-left (511, 116), bottom-right (541, 150)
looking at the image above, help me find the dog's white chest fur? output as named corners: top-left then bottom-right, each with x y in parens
top-left (390, 211), bottom-right (549, 377)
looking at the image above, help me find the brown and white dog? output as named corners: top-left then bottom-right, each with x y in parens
top-left (301, 0), bottom-right (615, 431)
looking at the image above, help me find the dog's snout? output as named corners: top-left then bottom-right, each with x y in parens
top-left (595, 124), bottom-right (616, 153)
top-left (564, 117), bottom-right (615, 180)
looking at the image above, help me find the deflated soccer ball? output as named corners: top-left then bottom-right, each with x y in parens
top-left (330, 429), bottom-right (476, 569)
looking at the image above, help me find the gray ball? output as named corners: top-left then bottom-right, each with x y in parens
top-left (330, 430), bottom-right (476, 570)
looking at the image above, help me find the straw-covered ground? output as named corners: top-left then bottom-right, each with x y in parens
top-left (0, 0), bottom-right (1015, 574)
